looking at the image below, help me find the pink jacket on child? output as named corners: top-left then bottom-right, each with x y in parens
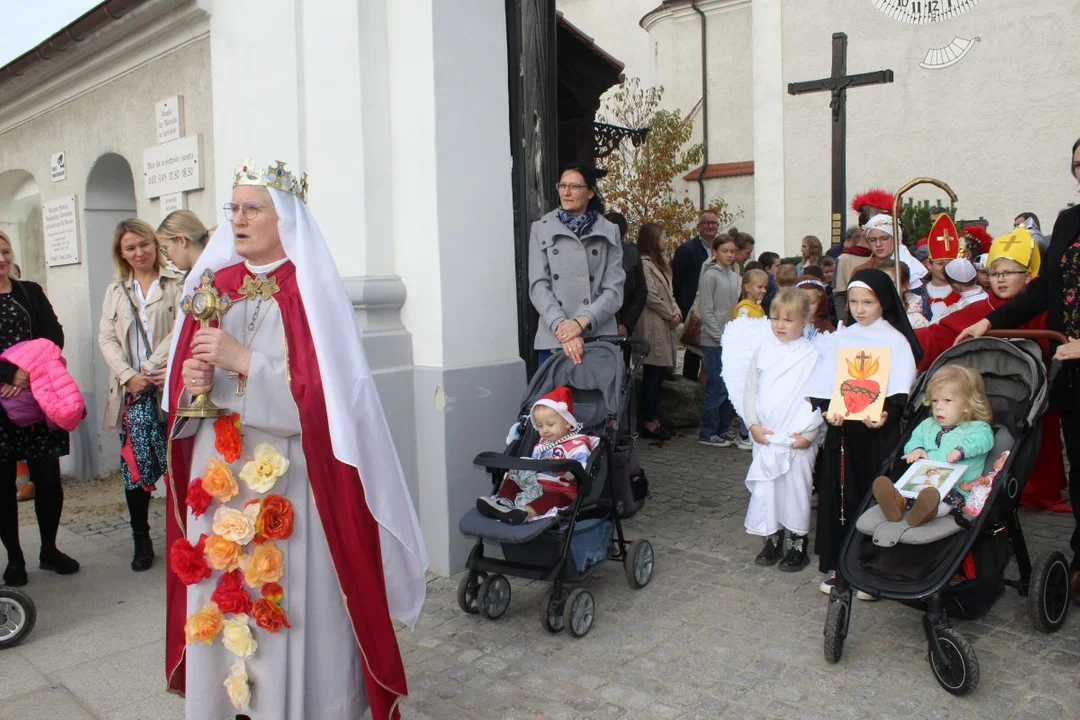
top-left (0, 339), bottom-right (85, 432)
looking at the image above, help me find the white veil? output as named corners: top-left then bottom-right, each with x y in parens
top-left (163, 188), bottom-right (429, 627)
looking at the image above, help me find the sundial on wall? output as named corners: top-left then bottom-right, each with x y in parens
top-left (872, 0), bottom-right (983, 69)
top-left (872, 0), bottom-right (981, 23)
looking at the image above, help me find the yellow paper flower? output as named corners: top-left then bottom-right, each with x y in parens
top-left (202, 457), bottom-right (239, 503)
top-left (221, 614), bottom-right (258, 659)
top-left (203, 533), bottom-right (243, 571)
top-left (238, 540), bottom-right (285, 589)
top-left (184, 601), bottom-right (224, 646)
top-left (211, 505), bottom-right (259, 546)
top-left (240, 443), bottom-right (290, 494)
top-left (224, 659), bottom-right (251, 711)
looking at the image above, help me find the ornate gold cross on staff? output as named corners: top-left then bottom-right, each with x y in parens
top-left (177, 269), bottom-right (233, 418)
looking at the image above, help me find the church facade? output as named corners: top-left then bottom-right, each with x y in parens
top-left (0, 0), bottom-right (524, 575)
top-left (560, 0), bottom-right (1080, 253)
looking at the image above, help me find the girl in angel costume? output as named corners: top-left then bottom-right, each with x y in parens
top-left (722, 288), bottom-right (827, 571)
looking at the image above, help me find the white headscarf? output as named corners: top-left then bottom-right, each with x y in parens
top-left (163, 187), bottom-right (429, 627)
top-left (863, 213), bottom-right (928, 289)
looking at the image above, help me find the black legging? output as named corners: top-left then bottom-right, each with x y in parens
top-left (0, 456), bottom-right (63, 564)
top-left (125, 486), bottom-right (152, 536)
top-left (1062, 411), bottom-right (1080, 570)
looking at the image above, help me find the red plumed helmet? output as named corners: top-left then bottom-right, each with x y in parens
top-left (962, 225), bottom-right (993, 254)
top-left (851, 189), bottom-right (895, 217)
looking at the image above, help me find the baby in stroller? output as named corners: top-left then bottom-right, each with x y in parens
top-left (873, 365), bottom-right (995, 526)
top-left (476, 386), bottom-right (599, 525)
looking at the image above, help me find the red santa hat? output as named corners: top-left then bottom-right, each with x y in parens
top-left (531, 385), bottom-right (581, 430)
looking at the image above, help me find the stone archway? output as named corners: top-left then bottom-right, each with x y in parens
top-left (0, 170), bottom-right (45, 288)
top-left (83, 153), bottom-right (138, 478)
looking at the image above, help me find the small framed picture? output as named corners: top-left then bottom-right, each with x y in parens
top-left (894, 459), bottom-right (966, 500)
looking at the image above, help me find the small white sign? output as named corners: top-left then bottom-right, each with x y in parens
top-left (161, 192), bottom-right (184, 218)
top-left (155, 95), bottom-right (184, 144)
top-left (143, 135), bottom-right (203, 198)
top-left (42, 196), bottom-right (80, 267)
top-left (50, 152), bottom-right (66, 183)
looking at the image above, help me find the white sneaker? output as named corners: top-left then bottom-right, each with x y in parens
top-left (856, 591), bottom-right (878, 602)
top-left (734, 436), bottom-right (752, 451)
top-left (819, 571), bottom-right (836, 594)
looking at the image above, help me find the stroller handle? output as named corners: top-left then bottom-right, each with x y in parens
top-left (986, 329), bottom-right (1069, 344)
top-left (585, 335), bottom-right (651, 357)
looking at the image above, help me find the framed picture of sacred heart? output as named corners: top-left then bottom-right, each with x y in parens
top-left (829, 347), bottom-right (892, 423)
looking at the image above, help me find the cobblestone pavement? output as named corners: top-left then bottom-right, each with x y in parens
top-left (396, 434), bottom-right (1080, 720)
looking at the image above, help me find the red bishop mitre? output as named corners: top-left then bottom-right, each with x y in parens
top-left (926, 214), bottom-right (963, 262)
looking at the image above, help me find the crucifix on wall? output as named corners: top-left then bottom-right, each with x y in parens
top-left (788, 32), bottom-right (894, 247)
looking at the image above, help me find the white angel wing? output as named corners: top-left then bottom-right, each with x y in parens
top-left (721, 316), bottom-right (774, 420)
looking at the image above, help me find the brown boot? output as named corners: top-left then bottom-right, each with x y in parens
top-left (907, 487), bottom-right (941, 527)
top-left (873, 476), bottom-right (905, 522)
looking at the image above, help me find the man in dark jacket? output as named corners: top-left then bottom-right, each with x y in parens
top-left (605, 213), bottom-right (647, 339)
top-left (671, 211), bottom-right (719, 380)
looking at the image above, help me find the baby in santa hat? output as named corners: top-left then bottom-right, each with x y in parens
top-left (477, 385), bottom-right (600, 524)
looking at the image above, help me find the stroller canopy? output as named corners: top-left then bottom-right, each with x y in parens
top-left (521, 343), bottom-right (626, 432)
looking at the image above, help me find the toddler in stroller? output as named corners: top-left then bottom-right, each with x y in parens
top-left (477, 386), bottom-right (599, 525)
top-left (457, 338), bottom-right (654, 638)
top-left (872, 365), bottom-right (995, 527)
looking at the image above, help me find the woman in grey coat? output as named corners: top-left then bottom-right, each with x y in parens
top-left (697, 234), bottom-right (741, 447)
top-left (528, 162), bottom-right (625, 366)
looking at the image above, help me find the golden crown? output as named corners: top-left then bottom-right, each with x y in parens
top-left (233, 159), bottom-right (309, 203)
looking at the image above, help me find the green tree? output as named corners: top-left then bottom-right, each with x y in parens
top-left (597, 78), bottom-right (740, 253)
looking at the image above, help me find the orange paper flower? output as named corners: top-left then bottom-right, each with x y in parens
top-left (255, 494), bottom-right (294, 542)
top-left (239, 541), bottom-right (285, 589)
top-left (185, 601), bottom-right (225, 646)
top-left (252, 597), bottom-right (291, 633)
top-left (213, 413), bottom-right (244, 464)
top-left (204, 533), bottom-right (243, 572)
top-left (201, 457), bottom-right (238, 503)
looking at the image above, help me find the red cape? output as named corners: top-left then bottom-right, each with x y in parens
top-left (164, 261), bottom-right (407, 719)
top-left (914, 295), bottom-right (1068, 512)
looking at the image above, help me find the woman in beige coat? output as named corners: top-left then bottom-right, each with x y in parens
top-left (98, 218), bottom-right (182, 571)
top-left (634, 222), bottom-right (680, 440)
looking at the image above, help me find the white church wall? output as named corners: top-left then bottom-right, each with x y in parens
top-left (781, 0), bottom-right (1080, 249)
top-left (0, 34), bottom-right (215, 478)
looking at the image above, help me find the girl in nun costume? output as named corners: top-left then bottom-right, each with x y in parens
top-left (807, 268), bottom-right (922, 597)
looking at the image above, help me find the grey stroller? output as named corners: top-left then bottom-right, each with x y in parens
top-left (456, 337), bottom-right (653, 637)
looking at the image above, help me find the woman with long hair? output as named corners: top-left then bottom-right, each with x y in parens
top-left (528, 161), bottom-right (624, 367)
top-left (798, 235), bottom-right (824, 274)
top-left (0, 231), bottom-right (79, 586)
top-left (98, 219), bottom-right (183, 571)
top-left (634, 222), bottom-right (680, 439)
top-left (157, 209), bottom-right (210, 273)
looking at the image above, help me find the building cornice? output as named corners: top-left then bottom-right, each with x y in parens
top-left (0, 0), bottom-right (209, 136)
top-left (640, 0), bottom-right (752, 32)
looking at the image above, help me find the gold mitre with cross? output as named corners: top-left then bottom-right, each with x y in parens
top-left (233, 159), bottom-right (309, 203)
top-left (988, 226), bottom-right (1041, 278)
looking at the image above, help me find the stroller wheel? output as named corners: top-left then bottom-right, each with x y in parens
top-left (0, 587), bottom-right (36, 649)
top-left (1028, 551), bottom-right (1071, 633)
top-left (539, 587), bottom-right (567, 633)
top-left (624, 540), bottom-right (654, 589)
top-left (456, 571), bottom-right (487, 615)
top-left (823, 597), bottom-right (847, 664)
top-left (563, 588), bottom-right (595, 638)
top-left (477, 574), bottom-right (511, 620)
top-left (929, 627), bottom-right (980, 696)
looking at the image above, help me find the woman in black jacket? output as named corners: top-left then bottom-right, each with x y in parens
top-left (604, 212), bottom-right (648, 338)
top-left (0, 231), bottom-right (79, 586)
top-left (959, 137), bottom-right (1080, 593)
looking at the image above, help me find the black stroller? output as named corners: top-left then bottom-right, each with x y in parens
top-left (824, 332), bottom-right (1071, 695)
top-left (456, 337), bottom-right (654, 638)
top-left (0, 585), bottom-right (35, 648)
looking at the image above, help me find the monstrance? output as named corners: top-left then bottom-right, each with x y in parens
top-left (176, 268), bottom-right (233, 418)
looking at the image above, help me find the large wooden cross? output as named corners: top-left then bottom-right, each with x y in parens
top-left (788, 33), bottom-right (894, 247)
